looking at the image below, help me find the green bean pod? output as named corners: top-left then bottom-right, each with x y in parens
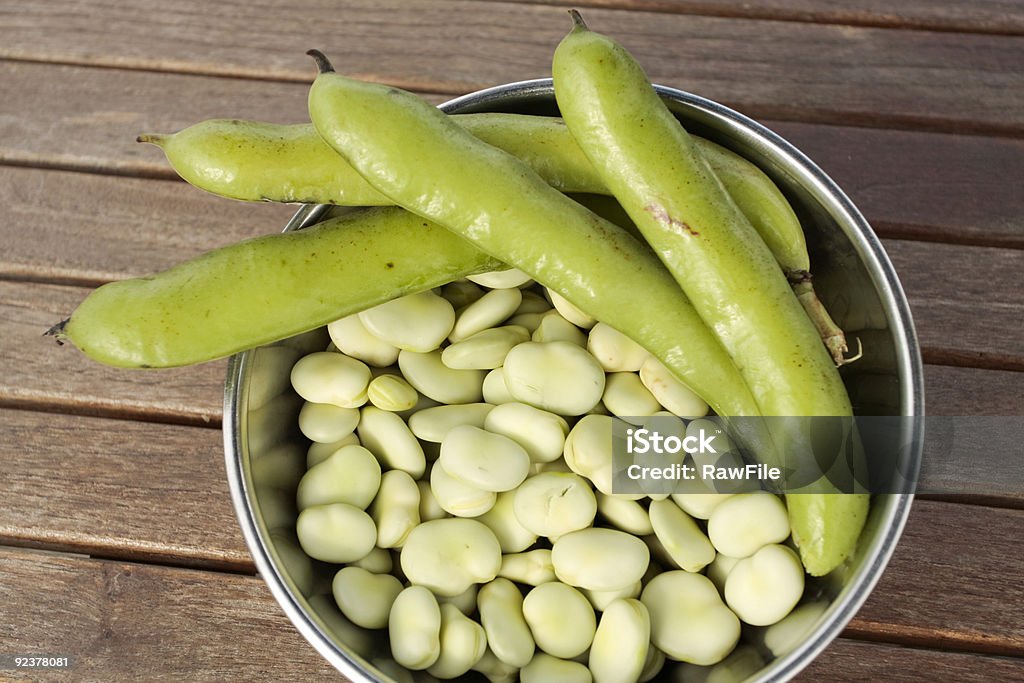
top-left (455, 119), bottom-right (807, 278)
top-left (305, 51), bottom-right (761, 419)
top-left (50, 208), bottom-right (500, 368)
top-left (552, 14), bottom-right (866, 575)
top-left (145, 115), bottom-right (850, 363)
top-left (139, 121), bottom-right (394, 206)
top-left (141, 115), bottom-right (803, 271)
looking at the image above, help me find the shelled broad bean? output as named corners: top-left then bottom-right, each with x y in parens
top-left (292, 274), bottom-right (811, 682)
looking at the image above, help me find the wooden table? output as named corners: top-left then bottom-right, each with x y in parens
top-left (1, 1), bottom-right (1022, 680)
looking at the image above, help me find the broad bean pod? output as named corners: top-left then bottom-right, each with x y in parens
top-left (141, 115), bottom-right (806, 277)
top-left (50, 207), bottom-right (500, 367)
top-left (145, 118), bottom-right (848, 362)
top-left (552, 12), bottom-right (867, 575)
top-left (305, 50), bottom-right (761, 419)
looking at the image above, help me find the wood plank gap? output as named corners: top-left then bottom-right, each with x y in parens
top-left (521, 0), bottom-right (1024, 37)
top-left (1, 270), bottom-right (130, 290)
top-left (870, 220), bottom-right (1024, 252)
top-left (0, 542), bottom-right (92, 562)
top-left (0, 162), bottom-right (1020, 254)
top-left (0, 395), bottom-right (223, 430)
top-left (843, 619), bottom-right (1024, 658)
top-left (921, 349), bottom-right (1024, 374)
top-left (85, 548), bottom-right (255, 576)
top-left (918, 493), bottom-right (1024, 511)
top-left (734, 103), bottom-right (1024, 140)
top-left (1, 57), bottom-right (1020, 140)
top-left (0, 155), bottom-right (181, 183)
top-left (0, 537), bottom-right (255, 575)
top-left (0, 53), bottom-right (464, 96)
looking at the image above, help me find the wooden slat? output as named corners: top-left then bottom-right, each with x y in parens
top-left (529, 0), bottom-right (1024, 35)
top-left (2, 165), bottom-right (1021, 416)
top-left (0, 409), bottom-right (250, 571)
top-left (0, 547), bottom-right (338, 681)
top-left (0, 280), bottom-right (225, 424)
top-left (0, 166), bottom-right (296, 285)
top-left (0, 546), bottom-right (1020, 682)
top-left (847, 500), bottom-right (1024, 656)
top-left (924, 365), bottom-right (1024, 415)
top-left (797, 639), bottom-right (1024, 681)
top-left (0, 61), bottom-right (311, 177)
top-left (1, 1), bottom-right (1023, 135)
top-left (771, 122), bottom-right (1024, 250)
top-left (3, 62), bottom-right (1022, 248)
top-left (882, 239), bottom-right (1024, 371)
top-left (919, 366), bottom-right (1024, 506)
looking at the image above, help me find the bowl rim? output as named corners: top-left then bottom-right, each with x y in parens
top-left (224, 78), bottom-right (925, 682)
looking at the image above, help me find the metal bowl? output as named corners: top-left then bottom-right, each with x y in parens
top-left (224, 79), bottom-right (924, 681)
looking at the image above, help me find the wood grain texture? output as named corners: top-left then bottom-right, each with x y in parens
top-left (0, 547), bottom-right (339, 682)
top-left (0, 409), bottom-right (250, 571)
top-left (0, 280), bottom-right (225, 424)
top-left (2, 61), bottom-right (1022, 249)
top-left (1, 1), bottom-right (1022, 134)
top-left (923, 365), bottom-right (1024, 416)
top-left (847, 500), bottom-right (1024, 656)
top-left (770, 122), bottom-right (1024, 250)
top-left (528, 0), bottom-right (1024, 35)
top-left (0, 166), bottom-right (295, 286)
top-left (796, 639), bottom-right (1024, 681)
top-left (0, 546), bottom-right (1020, 682)
top-left (883, 239), bottom-right (1024, 371)
top-left (0, 61), bottom-right (312, 177)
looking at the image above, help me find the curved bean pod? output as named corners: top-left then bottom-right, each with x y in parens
top-left (552, 12), bottom-right (867, 575)
top-left (146, 114), bottom-right (847, 361)
top-left (553, 15), bottom-right (844, 419)
top-left (51, 207), bottom-right (501, 367)
top-left (305, 51), bottom-right (760, 418)
top-left (141, 115), bottom-right (805, 275)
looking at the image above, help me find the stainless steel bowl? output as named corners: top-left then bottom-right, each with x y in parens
top-left (224, 79), bottom-right (924, 681)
